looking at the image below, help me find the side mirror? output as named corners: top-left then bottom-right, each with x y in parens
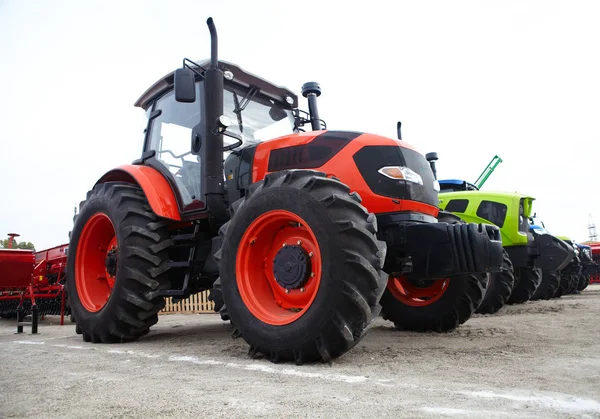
top-left (269, 106), bottom-right (287, 121)
top-left (174, 68), bottom-right (196, 103)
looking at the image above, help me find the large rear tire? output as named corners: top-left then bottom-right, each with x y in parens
top-left (506, 267), bottom-right (542, 304)
top-left (531, 269), bottom-right (560, 300)
top-left (215, 170), bottom-right (387, 364)
top-left (67, 182), bottom-right (171, 343)
top-left (476, 249), bottom-right (515, 314)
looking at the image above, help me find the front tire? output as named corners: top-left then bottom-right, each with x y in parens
top-left (476, 249), bottom-right (515, 314)
top-left (531, 270), bottom-right (560, 301)
top-left (506, 267), bottom-right (542, 304)
top-left (381, 273), bottom-right (486, 332)
top-left (208, 278), bottom-right (230, 321)
top-left (553, 272), bottom-right (570, 298)
top-left (577, 274), bottom-right (591, 292)
top-left (215, 170), bottom-right (387, 364)
top-left (67, 182), bottom-right (171, 343)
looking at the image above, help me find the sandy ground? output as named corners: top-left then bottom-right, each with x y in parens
top-left (1, 285), bottom-right (600, 418)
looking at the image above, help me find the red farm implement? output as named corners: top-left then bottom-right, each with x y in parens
top-left (590, 243), bottom-right (600, 284)
top-left (0, 236), bottom-right (70, 332)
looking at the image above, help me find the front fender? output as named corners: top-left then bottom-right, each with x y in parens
top-left (533, 233), bottom-right (573, 272)
top-left (96, 165), bottom-right (181, 221)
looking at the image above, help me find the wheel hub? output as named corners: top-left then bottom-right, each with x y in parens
top-left (105, 248), bottom-right (118, 277)
top-left (409, 278), bottom-right (436, 288)
top-left (273, 245), bottom-right (311, 289)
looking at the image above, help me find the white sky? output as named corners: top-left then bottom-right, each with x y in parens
top-left (1, 0), bottom-right (599, 250)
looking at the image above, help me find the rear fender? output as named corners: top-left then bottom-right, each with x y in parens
top-left (96, 165), bottom-right (181, 221)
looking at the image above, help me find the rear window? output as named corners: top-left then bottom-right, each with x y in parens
top-left (446, 199), bottom-right (469, 213)
top-left (476, 200), bottom-right (508, 227)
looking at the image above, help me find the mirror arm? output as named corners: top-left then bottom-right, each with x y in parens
top-left (215, 129), bottom-right (243, 151)
top-left (182, 58), bottom-right (207, 80)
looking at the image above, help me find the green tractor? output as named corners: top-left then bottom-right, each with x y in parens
top-left (426, 154), bottom-right (573, 314)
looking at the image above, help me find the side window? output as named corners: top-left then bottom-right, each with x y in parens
top-left (518, 199), bottom-right (529, 233)
top-left (476, 200), bottom-right (508, 227)
top-left (148, 86), bottom-right (203, 209)
top-left (446, 199), bottom-right (469, 213)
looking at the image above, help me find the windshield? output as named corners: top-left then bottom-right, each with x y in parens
top-left (223, 83), bottom-right (295, 148)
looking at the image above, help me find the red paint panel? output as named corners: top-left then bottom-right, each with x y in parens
top-left (253, 131), bottom-right (439, 217)
top-left (0, 249), bottom-right (35, 288)
top-left (97, 165), bottom-right (181, 221)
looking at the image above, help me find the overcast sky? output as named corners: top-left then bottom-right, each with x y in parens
top-left (1, 0), bottom-right (599, 250)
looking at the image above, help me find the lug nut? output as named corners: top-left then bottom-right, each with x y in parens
top-left (285, 288), bottom-right (290, 294)
top-left (297, 240), bottom-right (302, 245)
top-left (300, 287), bottom-right (305, 292)
top-left (282, 243), bottom-right (287, 248)
top-left (309, 252), bottom-right (314, 258)
top-left (250, 239), bottom-right (255, 245)
top-left (310, 272), bottom-right (315, 278)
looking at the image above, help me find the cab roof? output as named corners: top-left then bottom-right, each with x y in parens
top-left (438, 178), bottom-right (534, 200)
top-left (440, 189), bottom-right (535, 201)
top-left (134, 59), bottom-right (299, 111)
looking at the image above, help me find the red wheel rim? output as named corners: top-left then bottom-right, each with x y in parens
top-left (236, 210), bottom-right (322, 326)
top-left (387, 276), bottom-right (450, 307)
top-left (75, 213), bottom-right (117, 312)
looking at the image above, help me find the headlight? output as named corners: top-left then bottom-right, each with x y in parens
top-left (378, 166), bottom-right (423, 185)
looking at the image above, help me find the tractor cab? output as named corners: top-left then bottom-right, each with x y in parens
top-left (438, 179), bottom-right (479, 192)
top-left (133, 60), bottom-right (301, 214)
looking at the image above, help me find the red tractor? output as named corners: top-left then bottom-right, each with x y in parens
top-left (67, 18), bottom-right (503, 363)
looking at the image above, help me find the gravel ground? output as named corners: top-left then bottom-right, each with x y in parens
top-left (1, 285), bottom-right (600, 418)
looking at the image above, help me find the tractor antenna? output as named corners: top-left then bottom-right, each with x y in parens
top-left (425, 152), bottom-right (439, 180)
top-left (207, 17), bottom-right (218, 69)
top-left (397, 121), bottom-right (402, 140)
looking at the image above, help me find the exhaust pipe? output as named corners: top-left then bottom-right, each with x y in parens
top-left (203, 17), bottom-right (229, 230)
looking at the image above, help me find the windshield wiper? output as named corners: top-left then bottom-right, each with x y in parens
top-left (232, 87), bottom-right (259, 133)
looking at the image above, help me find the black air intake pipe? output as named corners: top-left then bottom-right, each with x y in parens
top-left (301, 82), bottom-right (322, 131)
top-left (426, 152), bottom-right (438, 180)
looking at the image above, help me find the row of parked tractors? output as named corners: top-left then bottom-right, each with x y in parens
top-left (432, 155), bottom-right (598, 315)
top-left (1, 18), bottom-right (597, 363)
